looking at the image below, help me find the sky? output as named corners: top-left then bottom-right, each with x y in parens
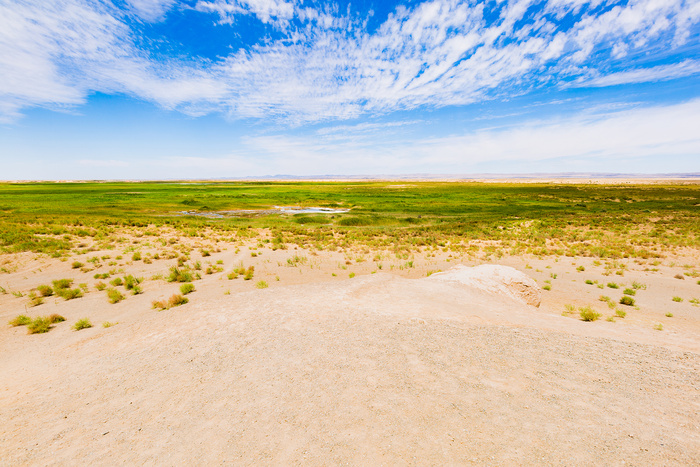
top-left (0, 0), bottom-right (699, 179)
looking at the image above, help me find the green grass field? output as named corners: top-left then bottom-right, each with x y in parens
top-left (0, 181), bottom-right (697, 258)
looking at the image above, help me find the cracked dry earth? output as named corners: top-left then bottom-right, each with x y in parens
top-left (2, 272), bottom-right (699, 465)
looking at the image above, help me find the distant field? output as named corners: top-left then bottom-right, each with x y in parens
top-left (0, 181), bottom-right (698, 258)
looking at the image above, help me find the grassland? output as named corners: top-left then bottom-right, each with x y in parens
top-left (0, 181), bottom-right (698, 260)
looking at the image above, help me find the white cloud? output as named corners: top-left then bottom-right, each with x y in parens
top-left (127, 0), bottom-right (177, 22)
top-left (200, 99), bottom-right (700, 175)
top-left (573, 60), bottom-right (700, 87)
top-left (1, 0), bottom-right (699, 123)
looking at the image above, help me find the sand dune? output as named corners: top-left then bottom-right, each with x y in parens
top-left (2, 266), bottom-right (699, 465)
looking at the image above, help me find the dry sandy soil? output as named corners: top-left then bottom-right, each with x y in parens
top-left (1, 238), bottom-right (699, 465)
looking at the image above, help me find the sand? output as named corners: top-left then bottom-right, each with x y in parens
top-left (1, 241), bottom-right (699, 465)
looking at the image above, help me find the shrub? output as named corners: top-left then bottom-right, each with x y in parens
top-left (256, 280), bottom-right (268, 289)
top-left (152, 299), bottom-right (167, 310)
top-left (28, 317), bottom-right (52, 334)
top-left (132, 251), bottom-right (141, 261)
top-left (632, 281), bottom-right (646, 290)
top-left (9, 315), bottom-right (31, 326)
top-left (585, 280), bottom-right (594, 285)
top-left (168, 294), bottom-right (188, 308)
top-left (59, 288), bottom-right (83, 300)
top-left (180, 283), bottom-right (195, 295)
top-left (28, 293), bottom-right (44, 307)
top-left (73, 318), bottom-right (92, 331)
top-left (349, 272), bottom-right (356, 278)
top-left (576, 266), bottom-right (585, 272)
top-left (615, 308), bottom-right (626, 318)
top-left (72, 261), bottom-right (84, 269)
top-left (95, 281), bottom-right (107, 291)
top-left (672, 296), bottom-right (682, 302)
top-left (542, 285), bottom-right (551, 291)
top-left (52, 278), bottom-right (73, 291)
top-left (48, 314), bottom-right (66, 323)
top-left (131, 284), bottom-right (143, 295)
top-left (123, 275), bottom-right (142, 290)
top-left (201, 249), bottom-right (210, 257)
top-left (102, 321), bottom-right (115, 328)
top-left (623, 288), bottom-right (635, 296)
top-left (110, 277), bottom-right (123, 287)
top-left (37, 285), bottom-right (53, 297)
top-left (167, 267), bottom-right (194, 283)
top-left (579, 306), bottom-right (600, 322)
top-left (607, 282), bottom-right (619, 289)
top-left (107, 288), bottom-right (125, 304)
top-left (619, 296), bottom-right (635, 306)
top-left (653, 323), bottom-right (663, 331)
top-left (665, 312), bottom-right (673, 317)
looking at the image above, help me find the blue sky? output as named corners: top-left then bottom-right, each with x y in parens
top-left (1, 0), bottom-right (699, 179)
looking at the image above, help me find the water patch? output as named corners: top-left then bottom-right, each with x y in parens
top-left (176, 206), bottom-right (349, 218)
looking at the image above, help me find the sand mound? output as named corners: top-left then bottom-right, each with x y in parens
top-left (427, 264), bottom-right (542, 307)
top-left (2, 265), bottom-right (699, 465)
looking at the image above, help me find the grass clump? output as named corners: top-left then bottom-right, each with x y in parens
top-left (28, 292), bottom-right (44, 307)
top-left (102, 321), bottom-right (116, 328)
top-left (37, 285), bottom-right (53, 297)
top-left (167, 266), bottom-right (194, 283)
top-left (585, 279), bottom-right (594, 285)
top-left (672, 296), bottom-right (683, 302)
top-left (619, 296), bottom-right (635, 306)
top-left (71, 261), bottom-right (84, 269)
top-left (542, 284), bottom-right (551, 291)
top-left (72, 318), bottom-right (92, 331)
top-left (180, 283), bottom-right (195, 295)
top-left (132, 251), bottom-right (141, 261)
top-left (152, 294), bottom-right (189, 310)
top-left (9, 315), bottom-right (31, 327)
top-left (665, 312), bottom-right (673, 317)
top-left (623, 288), bottom-right (636, 296)
top-left (632, 281), bottom-right (646, 290)
top-left (107, 288), bottom-right (125, 304)
top-left (27, 316), bottom-right (52, 334)
top-left (654, 323), bottom-right (663, 331)
top-left (615, 308), bottom-right (627, 318)
top-left (110, 277), bottom-right (123, 287)
top-left (95, 281), bottom-right (107, 291)
top-left (579, 306), bottom-right (601, 322)
top-left (607, 282), bottom-right (619, 289)
top-left (256, 280), bottom-right (268, 289)
top-left (48, 314), bottom-right (66, 323)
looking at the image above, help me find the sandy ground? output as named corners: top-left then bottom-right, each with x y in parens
top-left (1, 239), bottom-right (699, 465)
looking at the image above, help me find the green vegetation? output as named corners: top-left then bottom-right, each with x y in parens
top-left (180, 283), bottom-right (195, 294)
top-left (48, 314), bottom-right (66, 323)
top-left (615, 308), bottom-right (627, 318)
top-left (36, 285), bottom-right (53, 297)
top-left (73, 318), bottom-right (92, 330)
top-left (607, 282), bottom-right (619, 289)
top-left (579, 306), bottom-right (601, 322)
top-left (255, 280), bottom-right (268, 289)
top-left (665, 312), bottom-right (673, 317)
top-left (0, 181), bottom-right (697, 260)
top-left (672, 296), bottom-right (683, 302)
top-left (623, 288), bottom-right (636, 296)
top-left (107, 288), bottom-right (125, 304)
top-left (9, 315), bottom-right (31, 326)
top-left (619, 296), bottom-right (635, 306)
top-left (28, 316), bottom-right (52, 334)
top-left (167, 266), bottom-right (194, 283)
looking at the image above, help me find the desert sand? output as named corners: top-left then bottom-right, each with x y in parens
top-left (1, 238), bottom-right (699, 465)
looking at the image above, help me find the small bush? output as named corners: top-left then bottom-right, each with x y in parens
top-left (632, 281), bottom-right (646, 290)
top-left (168, 294), bottom-right (188, 308)
top-left (576, 266), bottom-right (585, 272)
top-left (152, 299), bottom-right (167, 310)
top-left (131, 284), bottom-right (143, 295)
top-left (623, 288), bottom-right (635, 296)
top-left (28, 317), bottom-right (52, 334)
top-left (256, 280), bottom-right (268, 289)
top-left (107, 288), bottom-right (125, 304)
top-left (349, 272), bottom-right (356, 278)
top-left (59, 288), bottom-right (83, 300)
top-left (180, 283), bottom-right (195, 295)
top-left (52, 279), bottom-right (73, 291)
top-left (95, 281), bottom-right (107, 291)
top-left (110, 277), bottom-right (123, 287)
top-left (102, 321), bottom-right (116, 328)
top-left (665, 312), bottom-right (673, 317)
top-left (672, 296), bottom-right (682, 302)
top-left (167, 267), bottom-right (194, 283)
top-left (73, 318), bottom-right (92, 331)
top-left (619, 296), bottom-right (635, 306)
top-left (607, 282), bottom-right (619, 289)
top-left (654, 323), bottom-right (663, 331)
top-left (585, 280), bottom-right (594, 285)
top-left (123, 275), bottom-right (143, 290)
top-left (615, 308), bottom-right (627, 318)
top-left (48, 314), bottom-right (66, 323)
top-left (37, 285), bottom-right (53, 297)
top-left (72, 261), bottom-right (84, 269)
top-left (579, 306), bottom-right (600, 322)
top-left (9, 315), bottom-right (31, 326)
top-left (674, 274), bottom-right (684, 280)
top-left (201, 249), bottom-right (210, 257)
top-left (132, 251), bottom-right (141, 261)
top-left (28, 293), bottom-right (44, 307)
top-left (542, 285), bottom-right (551, 291)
